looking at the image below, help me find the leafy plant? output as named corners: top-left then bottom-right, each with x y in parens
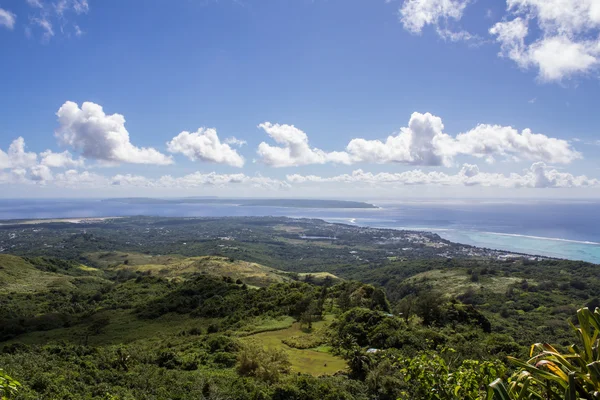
top-left (0, 369), bottom-right (20, 400)
top-left (490, 307), bottom-right (600, 399)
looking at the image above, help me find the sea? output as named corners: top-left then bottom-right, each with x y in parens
top-left (1, 198), bottom-right (600, 264)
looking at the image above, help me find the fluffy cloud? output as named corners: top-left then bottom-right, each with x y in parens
top-left (40, 150), bottom-right (85, 168)
top-left (400, 0), bottom-right (469, 34)
top-left (0, 138), bottom-right (90, 185)
top-left (396, 0), bottom-right (600, 81)
top-left (257, 122), bottom-right (351, 167)
top-left (259, 112), bottom-right (580, 167)
top-left (491, 7), bottom-right (600, 81)
top-left (0, 138), bottom-right (38, 169)
top-left (108, 172), bottom-right (290, 190)
top-left (346, 112), bottom-right (452, 166)
top-left (0, 8), bottom-right (16, 30)
top-left (166, 128), bottom-right (245, 167)
top-left (54, 169), bottom-right (107, 187)
top-left (491, 0), bottom-right (600, 81)
top-left (30, 165), bottom-right (53, 182)
top-left (287, 162), bottom-right (599, 189)
top-left (55, 101), bottom-right (173, 165)
top-left (445, 123), bottom-right (581, 164)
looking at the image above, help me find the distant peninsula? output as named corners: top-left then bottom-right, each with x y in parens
top-left (102, 198), bottom-right (378, 209)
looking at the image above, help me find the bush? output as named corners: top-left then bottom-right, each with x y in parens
top-left (236, 342), bottom-right (291, 383)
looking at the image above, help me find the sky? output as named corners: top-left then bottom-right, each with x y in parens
top-left (1, 0), bottom-right (600, 199)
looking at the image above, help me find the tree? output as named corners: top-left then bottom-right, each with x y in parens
top-left (236, 342), bottom-right (291, 383)
top-left (370, 287), bottom-right (391, 312)
top-left (415, 290), bottom-right (444, 326)
top-left (346, 346), bottom-right (372, 380)
top-left (300, 301), bottom-right (322, 331)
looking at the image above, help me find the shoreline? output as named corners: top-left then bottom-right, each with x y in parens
top-left (0, 216), bottom-right (123, 226)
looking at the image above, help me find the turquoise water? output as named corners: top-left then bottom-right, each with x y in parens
top-left (404, 228), bottom-right (600, 263)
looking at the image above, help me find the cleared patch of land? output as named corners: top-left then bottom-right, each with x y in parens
top-left (273, 225), bottom-right (306, 233)
top-left (240, 316), bottom-right (346, 376)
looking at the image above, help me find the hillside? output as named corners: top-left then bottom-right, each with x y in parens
top-left (0, 254), bottom-right (105, 293)
top-left (85, 251), bottom-right (339, 287)
top-left (1, 217), bottom-right (600, 399)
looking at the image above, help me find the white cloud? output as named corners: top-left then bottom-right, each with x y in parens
top-left (490, 0), bottom-right (600, 81)
top-left (268, 112), bottom-right (579, 167)
top-left (224, 137), bottom-right (247, 147)
top-left (346, 112), bottom-right (452, 166)
top-left (25, 0), bottom-right (89, 40)
top-left (0, 168), bottom-right (29, 185)
top-left (54, 169), bottom-right (107, 187)
top-left (30, 164), bottom-right (53, 182)
top-left (0, 8), bottom-right (16, 30)
top-left (446, 123), bottom-right (581, 164)
top-left (257, 122), bottom-right (351, 167)
top-left (400, 0), bottom-right (469, 34)
top-left (397, 0), bottom-right (600, 81)
top-left (31, 17), bottom-right (54, 40)
top-left (167, 128), bottom-right (245, 167)
top-left (40, 150), bottom-right (85, 168)
top-left (109, 171), bottom-right (290, 190)
top-left (26, 0), bottom-right (44, 8)
top-left (0, 166), bottom-right (291, 190)
top-left (55, 101), bottom-right (173, 165)
top-left (287, 162), bottom-right (599, 189)
top-left (0, 138), bottom-right (38, 170)
top-left (73, 0), bottom-right (89, 14)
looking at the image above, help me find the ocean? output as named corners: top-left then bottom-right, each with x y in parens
top-left (1, 198), bottom-right (600, 264)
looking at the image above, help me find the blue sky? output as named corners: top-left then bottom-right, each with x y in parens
top-left (1, 0), bottom-right (600, 198)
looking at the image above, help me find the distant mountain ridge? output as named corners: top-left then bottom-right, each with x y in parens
top-left (102, 198), bottom-right (377, 209)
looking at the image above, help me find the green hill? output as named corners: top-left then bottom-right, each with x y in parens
top-left (86, 251), bottom-right (339, 287)
top-left (0, 254), bottom-right (103, 293)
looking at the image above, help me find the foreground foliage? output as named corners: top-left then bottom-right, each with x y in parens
top-left (0, 369), bottom-right (20, 399)
top-left (491, 307), bottom-right (600, 399)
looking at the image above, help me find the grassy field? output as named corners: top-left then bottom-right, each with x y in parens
top-left (86, 252), bottom-right (295, 287)
top-left (240, 316), bottom-right (346, 376)
top-left (405, 268), bottom-right (524, 296)
top-left (0, 254), bottom-right (82, 293)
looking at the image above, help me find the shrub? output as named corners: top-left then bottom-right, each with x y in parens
top-left (236, 343), bottom-right (291, 383)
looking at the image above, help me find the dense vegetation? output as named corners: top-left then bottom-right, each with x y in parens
top-left (1, 217), bottom-right (599, 399)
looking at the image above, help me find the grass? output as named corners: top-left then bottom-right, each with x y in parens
top-left (298, 272), bottom-right (339, 280)
top-left (235, 316), bottom-right (295, 336)
top-left (0, 254), bottom-right (75, 293)
top-left (121, 256), bottom-right (292, 287)
top-left (89, 252), bottom-right (339, 288)
top-left (5, 309), bottom-right (213, 347)
top-left (84, 251), bottom-right (186, 269)
top-left (86, 251), bottom-right (295, 287)
top-left (240, 316), bottom-right (346, 376)
top-left (406, 268), bottom-right (524, 297)
top-left (272, 225), bottom-right (306, 233)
